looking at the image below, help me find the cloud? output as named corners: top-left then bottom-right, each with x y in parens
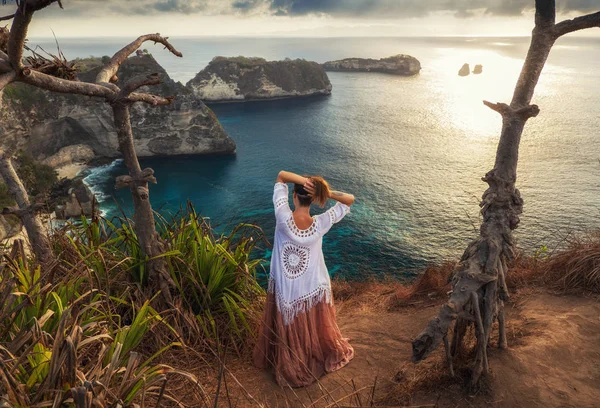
top-left (269, 0), bottom-right (600, 18)
top-left (152, 0), bottom-right (209, 13)
top-left (12, 0), bottom-right (600, 19)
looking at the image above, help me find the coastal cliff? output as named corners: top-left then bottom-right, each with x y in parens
top-left (0, 54), bottom-right (236, 166)
top-left (186, 57), bottom-right (332, 102)
top-left (323, 55), bottom-right (421, 76)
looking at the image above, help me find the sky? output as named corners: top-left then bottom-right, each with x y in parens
top-left (1, 0), bottom-right (599, 38)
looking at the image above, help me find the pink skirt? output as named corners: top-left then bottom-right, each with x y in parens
top-left (253, 291), bottom-right (355, 387)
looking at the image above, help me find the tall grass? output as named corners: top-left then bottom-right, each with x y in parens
top-left (161, 207), bottom-right (265, 351)
top-left (0, 202), bottom-right (267, 406)
top-left (0, 242), bottom-right (194, 407)
top-left (53, 204), bottom-right (266, 350)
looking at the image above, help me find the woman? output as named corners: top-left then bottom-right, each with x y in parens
top-left (253, 170), bottom-right (356, 387)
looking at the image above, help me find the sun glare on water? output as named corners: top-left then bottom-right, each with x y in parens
top-left (429, 48), bottom-right (525, 138)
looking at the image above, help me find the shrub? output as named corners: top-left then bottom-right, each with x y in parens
top-left (161, 207), bottom-right (265, 350)
top-left (54, 204), bottom-right (266, 352)
top-left (14, 151), bottom-right (58, 196)
top-left (0, 182), bottom-right (15, 208)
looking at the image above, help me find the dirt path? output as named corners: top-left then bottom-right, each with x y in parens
top-left (229, 291), bottom-right (600, 407)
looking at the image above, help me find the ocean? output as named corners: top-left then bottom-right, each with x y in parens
top-left (31, 36), bottom-right (600, 280)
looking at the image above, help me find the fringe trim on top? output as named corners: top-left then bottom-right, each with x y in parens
top-left (268, 278), bottom-right (332, 326)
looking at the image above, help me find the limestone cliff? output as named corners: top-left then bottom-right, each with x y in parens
top-left (322, 55), bottom-right (421, 76)
top-left (186, 57), bottom-right (332, 102)
top-left (0, 55), bottom-right (236, 165)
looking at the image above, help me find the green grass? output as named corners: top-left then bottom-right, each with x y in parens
top-left (211, 55), bottom-right (267, 68)
top-left (54, 203), bottom-right (266, 348)
top-left (1, 201), bottom-right (266, 405)
top-left (0, 244), bottom-right (188, 406)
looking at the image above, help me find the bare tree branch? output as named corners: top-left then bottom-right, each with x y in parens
top-left (483, 101), bottom-right (511, 115)
top-left (7, 7), bottom-right (32, 68)
top-left (7, 0), bottom-right (62, 69)
top-left (120, 73), bottom-right (161, 96)
top-left (113, 73), bottom-right (175, 106)
top-left (534, 0), bottom-right (556, 27)
top-left (21, 70), bottom-right (115, 98)
top-left (483, 100), bottom-right (540, 120)
top-left (96, 34), bottom-right (183, 83)
top-left (0, 150), bottom-right (54, 264)
top-left (126, 93), bottom-right (175, 106)
top-left (0, 14), bottom-right (15, 22)
top-left (553, 11), bottom-right (600, 38)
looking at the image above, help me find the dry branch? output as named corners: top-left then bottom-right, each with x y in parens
top-left (127, 93), bottom-right (174, 106)
top-left (120, 73), bottom-right (161, 96)
top-left (0, 151), bottom-right (54, 264)
top-left (20, 69), bottom-right (115, 97)
top-left (553, 11), bottom-right (600, 38)
top-left (96, 34), bottom-right (182, 83)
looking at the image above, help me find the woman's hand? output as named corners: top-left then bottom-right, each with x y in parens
top-left (303, 178), bottom-right (316, 197)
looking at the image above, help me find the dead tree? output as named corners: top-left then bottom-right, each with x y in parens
top-left (411, 0), bottom-right (600, 386)
top-left (0, 0), bottom-right (181, 297)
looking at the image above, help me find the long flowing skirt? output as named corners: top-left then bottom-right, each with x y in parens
top-left (253, 291), bottom-right (355, 387)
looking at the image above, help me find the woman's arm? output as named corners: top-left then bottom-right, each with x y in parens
top-left (277, 171), bottom-right (354, 206)
top-left (276, 171), bottom-right (308, 185)
top-left (329, 190), bottom-right (355, 206)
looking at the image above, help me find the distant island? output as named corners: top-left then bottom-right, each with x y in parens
top-left (322, 55), bottom-right (421, 76)
top-left (458, 63), bottom-right (470, 76)
top-left (186, 56), bottom-right (332, 102)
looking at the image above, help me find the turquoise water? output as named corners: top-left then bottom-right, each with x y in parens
top-left (34, 36), bottom-right (600, 280)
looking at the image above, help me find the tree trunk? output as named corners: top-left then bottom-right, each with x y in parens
top-left (0, 154), bottom-right (54, 264)
top-left (1, 1), bottom-right (182, 298)
top-left (411, 0), bottom-right (600, 387)
top-left (112, 103), bottom-right (172, 301)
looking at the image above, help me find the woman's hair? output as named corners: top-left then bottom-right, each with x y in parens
top-left (294, 176), bottom-right (330, 208)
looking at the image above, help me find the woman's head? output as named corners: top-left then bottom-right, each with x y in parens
top-left (293, 176), bottom-right (330, 208)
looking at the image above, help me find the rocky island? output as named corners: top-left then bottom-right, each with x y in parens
top-left (322, 55), bottom-right (421, 76)
top-left (186, 57), bottom-right (332, 102)
top-left (0, 54), bottom-right (236, 168)
top-left (458, 63), bottom-right (470, 76)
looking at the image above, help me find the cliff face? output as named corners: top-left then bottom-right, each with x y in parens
top-left (323, 55), bottom-right (421, 76)
top-left (186, 57), bottom-right (332, 102)
top-left (0, 55), bottom-right (236, 165)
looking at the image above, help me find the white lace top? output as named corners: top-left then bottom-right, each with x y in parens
top-left (269, 182), bottom-right (351, 325)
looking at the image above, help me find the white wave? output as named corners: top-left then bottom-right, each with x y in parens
top-left (82, 159), bottom-right (123, 204)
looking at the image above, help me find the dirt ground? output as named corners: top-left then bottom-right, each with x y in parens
top-left (224, 290), bottom-right (600, 407)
